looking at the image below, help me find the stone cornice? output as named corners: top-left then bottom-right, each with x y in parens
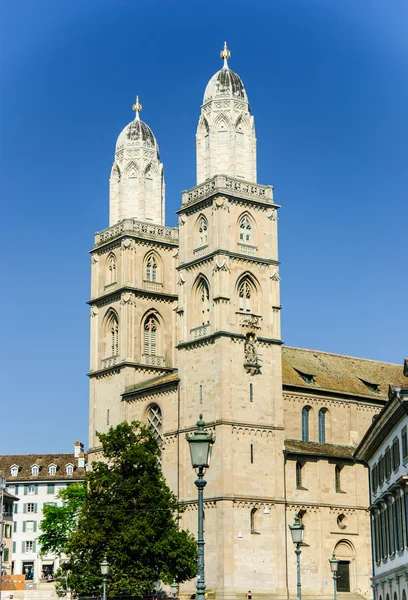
top-left (283, 384), bottom-right (386, 407)
top-left (88, 360), bottom-right (173, 379)
top-left (92, 219), bottom-right (179, 250)
top-left (88, 285), bottom-right (178, 306)
top-left (178, 175), bottom-right (276, 211)
top-left (165, 420), bottom-right (284, 437)
top-left (176, 330), bottom-right (282, 350)
top-left (177, 248), bottom-right (279, 271)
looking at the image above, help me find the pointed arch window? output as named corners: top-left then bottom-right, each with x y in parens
top-left (239, 279), bottom-right (252, 312)
top-left (318, 409), bottom-right (326, 444)
top-left (198, 216), bottom-right (208, 247)
top-left (146, 254), bottom-right (158, 282)
top-left (239, 216), bottom-right (252, 244)
top-left (147, 403), bottom-right (163, 461)
top-left (302, 407), bottom-right (310, 442)
top-left (107, 254), bottom-right (117, 285)
top-left (144, 316), bottom-right (158, 356)
top-left (198, 279), bottom-right (210, 324)
top-left (104, 311), bottom-right (119, 358)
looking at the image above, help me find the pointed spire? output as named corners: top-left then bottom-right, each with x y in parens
top-left (132, 95), bottom-right (142, 120)
top-left (220, 41), bottom-right (231, 68)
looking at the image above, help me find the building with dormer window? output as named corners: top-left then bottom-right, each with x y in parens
top-left (0, 441), bottom-right (86, 582)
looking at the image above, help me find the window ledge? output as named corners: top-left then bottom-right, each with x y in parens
top-left (251, 530), bottom-right (261, 535)
top-left (336, 490), bottom-right (347, 494)
top-left (296, 486), bottom-right (308, 491)
top-left (237, 243), bottom-right (257, 257)
top-left (104, 282), bottom-right (117, 289)
top-left (190, 323), bottom-right (211, 340)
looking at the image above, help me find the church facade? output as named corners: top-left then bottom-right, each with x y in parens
top-left (87, 45), bottom-right (406, 600)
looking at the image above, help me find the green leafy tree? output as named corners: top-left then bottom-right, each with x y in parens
top-left (38, 482), bottom-right (87, 557)
top-left (61, 421), bottom-right (197, 598)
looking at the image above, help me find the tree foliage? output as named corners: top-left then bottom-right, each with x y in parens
top-left (58, 421), bottom-right (197, 598)
top-left (38, 482), bottom-right (87, 557)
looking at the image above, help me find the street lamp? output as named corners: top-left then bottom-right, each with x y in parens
top-left (328, 553), bottom-right (339, 600)
top-left (170, 580), bottom-right (179, 599)
top-left (0, 475), bottom-right (7, 600)
top-left (289, 514), bottom-right (304, 600)
top-left (186, 415), bottom-right (215, 600)
top-left (100, 557), bottom-right (109, 600)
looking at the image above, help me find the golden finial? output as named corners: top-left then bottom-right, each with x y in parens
top-left (132, 95), bottom-right (142, 120)
top-left (220, 41), bottom-right (231, 67)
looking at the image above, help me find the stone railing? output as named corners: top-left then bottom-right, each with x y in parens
top-left (182, 175), bottom-right (274, 206)
top-left (193, 245), bottom-right (209, 258)
top-left (101, 356), bottom-right (118, 369)
top-left (238, 243), bottom-right (257, 256)
top-left (190, 323), bottom-right (211, 339)
top-left (95, 219), bottom-right (179, 246)
top-left (141, 355), bottom-right (165, 367)
top-left (143, 280), bottom-right (163, 293)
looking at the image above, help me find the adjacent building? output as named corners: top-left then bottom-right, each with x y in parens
top-left (1, 489), bottom-right (18, 577)
top-left (87, 43), bottom-right (406, 599)
top-left (354, 362), bottom-right (408, 600)
top-left (0, 442), bottom-right (86, 582)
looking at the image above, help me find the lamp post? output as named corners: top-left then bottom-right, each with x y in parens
top-left (289, 514), bottom-right (304, 600)
top-left (170, 580), bottom-right (179, 599)
top-left (328, 553), bottom-right (339, 600)
top-left (100, 557), bottom-right (109, 600)
top-left (186, 415), bottom-right (215, 600)
top-left (0, 475), bottom-right (6, 600)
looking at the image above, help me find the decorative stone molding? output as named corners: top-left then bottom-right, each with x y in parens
top-left (91, 255), bottom-right (99, 264)
top-left (95, 219), bottom-right (178, 246)
top-left (90, 306), bottom-right (98, 317)
top-left (142, 280), bottom-right (163, 293)
top-left (270, 268), bottom-right (280, 281)
top-left (268, 208), bottom-right (278, 221)
top-left (141, 355), bottom-right (165, 367)
top-left (191, 323), bottom-right (211, 340)
top-left (237, 313), bottom-right (262, 330)
top-left (232, 427), bottom-right (274, 439)
top-left (121, 292), bottom-right (135, 305)
top-left (193, 245), bottom-right (209, 258)
top-left (212, 196), bottom-right (229, 211)
top-left (213, 257), bottom-right (230, 272)
top-left (182, 175), bottom-right (273, 207)
top-left (244, 332), bottom-right (261, 375)
top-left (101, 356), bottom-right (118, 369)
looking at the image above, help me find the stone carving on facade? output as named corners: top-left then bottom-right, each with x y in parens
top-left (268, 208), bottom-right (277, 221)
top-left (213, 196), bottom-right (229, 211)
top-left (239, 313), bottom-right (261, 330)
top-left (244, 332), bottom-right (261, 375)
top-left (213, 257), bottom-right (230, 273)
top-left (90, 305), bottom-right (98, 317)
top-left (91, 254), bottom-right (99, 264)
top-left (178, 215), bottom-right (186, 227)
top-left (270, 268), bottom-right (280, 281)
top-left (121, 238), bottom-right (132, 250)
top-left (121, 292), bottom-right (134, 305)
top-left (179, 271), bottom-right (185, 284)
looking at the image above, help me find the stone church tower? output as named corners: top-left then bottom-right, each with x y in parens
top-left (88, 44), bottom-right (391, 600)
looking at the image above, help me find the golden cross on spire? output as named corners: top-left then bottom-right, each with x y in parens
top-left (220, 41), bottom-right (231, 66)
top-left (132, 95), bottom-right (142, 120)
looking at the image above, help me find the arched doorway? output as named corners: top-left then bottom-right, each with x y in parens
top-left (333, 540), bottom-right (355, 593)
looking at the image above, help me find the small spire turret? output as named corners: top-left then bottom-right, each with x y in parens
top-left (132, 95), bottom-right (142, 120)
top-left (220, 41), bottom-right (231, 68)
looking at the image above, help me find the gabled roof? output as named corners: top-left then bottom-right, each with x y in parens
top-left (0, 453), bottom-right (87, 482)
top-left (282, 346), bottom-right (404, 400)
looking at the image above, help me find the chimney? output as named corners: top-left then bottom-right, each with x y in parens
top-left (74, 441), bottom-right (84, 458)
top-left (77, 452), bottom-right (86, 468)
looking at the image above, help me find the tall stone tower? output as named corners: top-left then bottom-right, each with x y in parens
top-left (88, 100), bottom-right (178, 454)
top-left (175, 44), bottom-right (285, 598)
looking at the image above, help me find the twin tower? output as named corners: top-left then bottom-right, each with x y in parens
top-left (109, 42), bottom-right (257, 226)
top-left (89, 44), bottom-right (284, 599)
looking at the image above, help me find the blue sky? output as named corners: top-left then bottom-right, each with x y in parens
top-left (1, 0), bottom-right (407, 453)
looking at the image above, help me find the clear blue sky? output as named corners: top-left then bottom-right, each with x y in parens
top-left (1, 1), bottom-right (407, 454)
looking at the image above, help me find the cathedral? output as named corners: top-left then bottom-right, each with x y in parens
top-left (87, 44), bottom-right (405, 599)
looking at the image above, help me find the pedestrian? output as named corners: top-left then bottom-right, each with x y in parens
top-left (246, 591), bottom-right (252, 600)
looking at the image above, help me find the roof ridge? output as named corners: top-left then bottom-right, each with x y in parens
top-left (283, 345), bottom-right (400, 367)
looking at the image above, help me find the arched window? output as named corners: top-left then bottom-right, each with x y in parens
top-left (146, 254), bottom-right (158, 282)
top-left (238, 279), bottom-right (252, 312)
top-left (302, 407), bottom-right (310, 442)
top-left (318, 409), bottom-right (326, 444)
top-left (31, 465), bottom-right (39, 476)
top-left (250, 507), bottom-right (258, 533)
top-left (296, 462), bottom-right (303, 489)
top-left (48, 465), bottom-right (57, 476)
top-left (198, 216), bottom-right (208, 247)
top-left (144, 315), bottom-right (158, 356)
top-left (10, 466), bottom-right (18, 477)
top-left (198, 279), bottom-right (210, 324)
top-left (106, 253), bottom-right (117, 285)
top-left (104, 311), bottom-right (119, 358)
top-left (147, 404), bottom-right (163, 455)
top-left (239, 216), bottom-right (252, 244)
top-left (66, 464), bottom-right (74, 475)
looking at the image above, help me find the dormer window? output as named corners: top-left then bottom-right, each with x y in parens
top-left (48, 464), bottom-right (57, 476)
top-left (294, 368), bottom-right (316, 385)
top-left (66, 464), bottom-right (74, 475)
top-left (10, 465), bottom-right (19, 477)
top-left (360, 379), bottom-right (380, 393)
top-left (31, 465), bottom-right (39, 476)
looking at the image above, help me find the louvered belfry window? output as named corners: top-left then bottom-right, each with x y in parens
top-left (239, 279), bottom-right (252, 312)
top-left (144, 316), bottom-right (157, 355)
top-left (146, 255), bottom-right (157, 282)
top-left (239, 216), bottom-right (252, 243)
